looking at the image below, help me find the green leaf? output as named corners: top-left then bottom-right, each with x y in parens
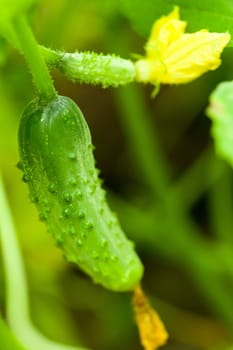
top-left (0, 0), bottom-right (35, 23)
top-left (120, 0), bottom-right (233, 46)
top-left (207, 81), bottom-right (233, 167)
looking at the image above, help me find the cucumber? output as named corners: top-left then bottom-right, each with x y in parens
top-left (18, 95), bottom-right (143, 291)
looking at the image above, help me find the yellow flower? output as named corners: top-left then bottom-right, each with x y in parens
top-left (135, 7), bottom-right (231, 85)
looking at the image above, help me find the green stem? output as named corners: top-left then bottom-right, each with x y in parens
top-left (1, 21), bottom-right (135, 89)
top-left (0, 22), bottom-right (22, 52)
top-left (114, 86), bottom-right (170, 200)
top-left (0, 317), bottom-right (27, 350)
top-left (12, 16), bottom-right (56, 102)
top-left (172, 147), bottom-right (223, 208)
top-left (0, 173), bottom-right (88, 350)
top-left (0, 176), bottom-right (30, 330)
top-left (114, 87), bottom-right (196, 251)
top-left (40, 46), bottom-right (61, 66)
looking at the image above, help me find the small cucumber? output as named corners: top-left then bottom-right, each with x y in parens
top-left (18, 95), bottom-right (143, 291)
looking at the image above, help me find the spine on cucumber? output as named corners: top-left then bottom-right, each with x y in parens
top-left (18, 95), bottom-right (143, 291)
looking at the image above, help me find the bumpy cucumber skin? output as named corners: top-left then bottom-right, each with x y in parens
top-left (18, 95), bottom-right (143, 291)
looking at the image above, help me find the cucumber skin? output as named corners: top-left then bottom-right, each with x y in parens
top-left (18, 95), bottom-right (143, 291)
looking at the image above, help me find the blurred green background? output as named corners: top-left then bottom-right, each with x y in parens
top-left (1, 1), bottom-right (233, 349)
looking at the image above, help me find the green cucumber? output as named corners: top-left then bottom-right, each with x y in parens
top-left (18, 95), bottom-right (143, 291)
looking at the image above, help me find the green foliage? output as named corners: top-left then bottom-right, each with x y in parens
top-left (207, 81), bottom-right (233, 167)
top-left (0, 37), bottom-right (8, 66)
top-left (120, 0), bottom-right (233, 46)
top-left (0, 0), bottom-right (35, 23)
top-left (1, 1), bottom-right (233, 349)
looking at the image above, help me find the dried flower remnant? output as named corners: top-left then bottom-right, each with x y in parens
top-left (133, 284), bottom-right (168, 350)
top-left (135, 7), bottom-right (231, 85)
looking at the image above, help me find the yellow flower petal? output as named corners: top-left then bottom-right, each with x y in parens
top-left (135, 7), bottom-right (231, 85)
top-left (159, 31), bottom-right (230, 84)
top-left (146, 6), bottom-right (186, 57)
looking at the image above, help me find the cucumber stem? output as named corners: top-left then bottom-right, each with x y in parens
top-left (1, 21), bottom-right (136, 89)
top-left (12, 15), bottom-right (56, 102)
